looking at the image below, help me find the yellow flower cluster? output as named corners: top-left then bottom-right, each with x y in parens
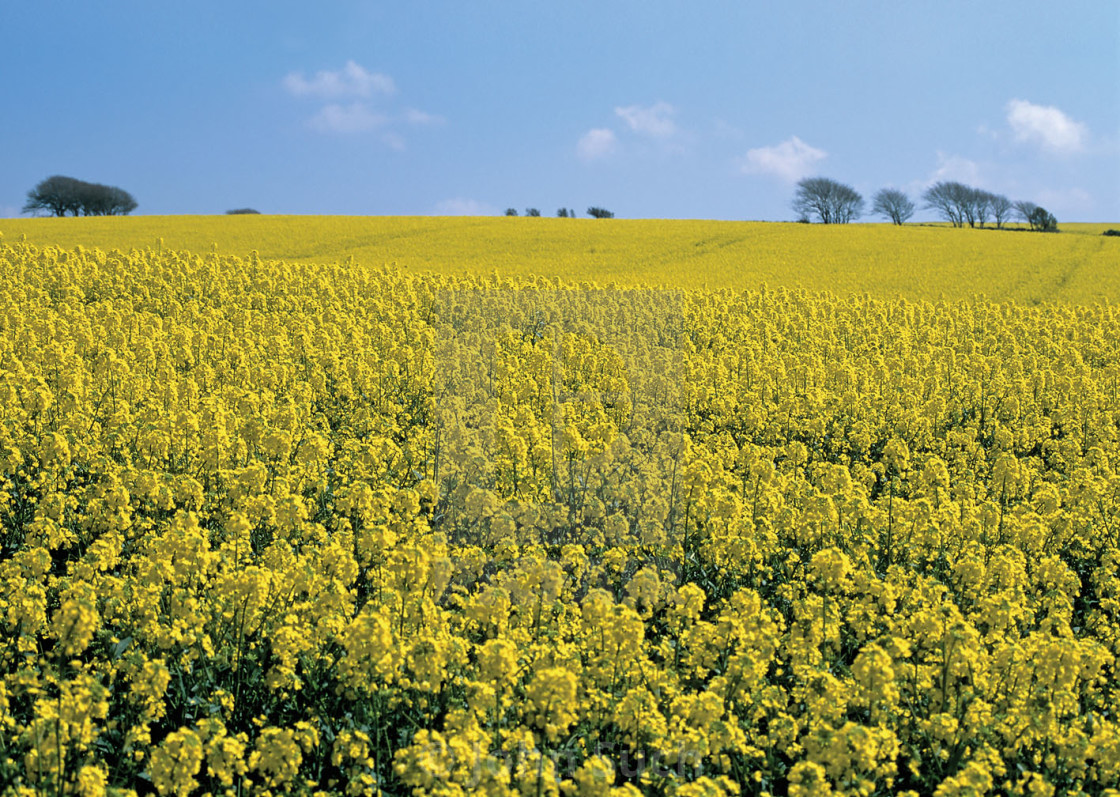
top-left (0, 240), bottom-right (1118, 796)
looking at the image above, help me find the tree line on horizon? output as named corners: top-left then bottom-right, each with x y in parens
top-left (793, 176), bottom-right (1059, 231)
top-left (19, 172), bottom-right (1063, 231)
top-left (505, 207), bottom-right (615, 218)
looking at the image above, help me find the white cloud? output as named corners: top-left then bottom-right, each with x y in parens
top-left (905, 153), bottom-right (988, 201)
top-left (977, 123), bottom-right (999, 141)
top-left (1006, 99), bottom-right (1087, 154)
top-left (712, 118), bottom-right (745, 140)
top-left (577, 101), bottom-right (687, 162)
top-left (404, 108), bottom-right (444, 126)
top-left (308, 102), bottom-right (387, 134)
top-left (435, 198), bottom-right (498, 216)
top-left (739, 136), bottom-right (827, 182)
top-left (577, 128), bottom-right (618, 161)
top-left (285, 63), bottom-right (441, 147)
top-left (928, 151), bottom-right (984, 186)
top-left (283, 60), bottom-right (395, 99)
top-left (381, 132), bottom-right (407, 151)
top-left (615, 101), bottom-right (677, 138)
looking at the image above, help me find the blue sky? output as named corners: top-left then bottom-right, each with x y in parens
top-left (2, 1), bottom-right (1117, 221)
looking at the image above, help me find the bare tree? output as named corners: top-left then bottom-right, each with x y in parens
top-left (792, 177), bottom-right (864, 224)
top-left (969, 189), bottom-right (994, 228)
top-left (871, 188), bottom-right (915, 225)
top-left (1014, 201), bottom-right (1038, 227)
top-left (922, 181), bottom-right (973, 227)
top-left (989, 194), bottom-right (1013, 229)
top-left (924, 184), bottom-right (1012, 229)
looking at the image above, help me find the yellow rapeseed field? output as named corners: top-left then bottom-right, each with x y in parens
top-left (2, 216), bottom-right (1118, 302)
top-left (0, 224), bottom-right (1118, 797)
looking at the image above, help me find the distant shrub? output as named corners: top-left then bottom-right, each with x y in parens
top-left (226, 208), bottom-right (261, 215)
top-left (587, 207), bottom-right (614, 219)
top-left (1028, 206), bottom-right (1058, 233)
top-left (1103, 229), bottom-right (1120, 237)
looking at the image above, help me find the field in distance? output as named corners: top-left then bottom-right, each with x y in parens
top-left (2, 215), bottom-right (1118, 303)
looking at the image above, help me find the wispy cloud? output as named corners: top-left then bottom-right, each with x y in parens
top-left (381, 132), bottom-right (406, 151)
top-left (578, 101), bottom-right (687, 162)
top-left (285, 61), bottom-right (439, 146)
top-left (404, 108), bottom-right (445, 126)
top-left (904, 152), bottom-right (989, 202)
top-left (283, 60), bottom-right (395, 99)
top-left (928, 151), bottom-right (984, 186)
top-left (615, 101), bottom-right (677, 138)
top-left (577, 128), bottom-right (618, 161)
top-left (712, 118), bottom-right (745, 141)
top-left (738, 136), bottom-right (827, 182)
top-left (308, 102), bottom-right (387, 134)
top-left (1006, 99), bottom-right (1087, 154)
